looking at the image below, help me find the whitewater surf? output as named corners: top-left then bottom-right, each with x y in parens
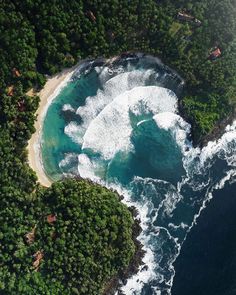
top-left (41, 55), bottom-right (236, 295)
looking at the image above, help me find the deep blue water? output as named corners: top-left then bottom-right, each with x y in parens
top-left (41, 55), bottom-right (236, 294)
top-left (172, 182), bottom-right (236, 295)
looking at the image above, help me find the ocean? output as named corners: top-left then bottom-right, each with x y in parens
top-left (41, 55), bottom-right (236, 295)
top-left (172, 182), bottom-right (236, 295)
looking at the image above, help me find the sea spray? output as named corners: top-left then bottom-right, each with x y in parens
top-left (41, 56), bottom-right (236, 294)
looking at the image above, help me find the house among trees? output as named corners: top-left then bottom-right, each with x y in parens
top-left (209, 47), bottom-right (222, 60)
top-left (33, 250), bottom-right (44, 271)
top-left (12, 68), bottom-right (21, 77)
top-left (7, 85), bottom-right (14, 96)
top-left (17, 100), bottom-right (26, 112)
top-left (177, 12), bottom-right (202, 26)
top-left (25, 225), bottom-right (36, 245)
top-left (87, 10), bottom-right (96, 22)
top-left (47, 214), bottom-right (57, 224)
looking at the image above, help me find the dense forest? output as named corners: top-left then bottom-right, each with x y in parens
top-left (0, 0), bottom-right (236, 294)
top-left (0, 179), bottom-right (137, 294)
top-left (1, 0), bottom-right (236, 141)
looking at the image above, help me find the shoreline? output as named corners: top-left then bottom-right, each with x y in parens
top-left (101, 202), bottom-right (144, 295)
top-left (27, 64), bottom-right (80, 187)
top-left (26, 55), bottom-right (129, 187)
top-left (27, 52), bottom-right (233, 187)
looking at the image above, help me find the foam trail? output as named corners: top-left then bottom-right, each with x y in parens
top-left (72, 72), bottom-right (236, 294)
top-left (42, 56), bottom-right (236, 295)
top-left (65, 69), bottom-right (157, 144)
top-left (82, 86), bottom-right (177, 160)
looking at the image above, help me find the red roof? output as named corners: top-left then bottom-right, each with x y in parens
top-left (211, 48), bottom-right (221, 58)
top-left (47, 214), bottom-right (57, 223)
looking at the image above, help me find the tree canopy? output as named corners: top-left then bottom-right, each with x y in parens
top-left (1, 0), bottom-right (236, 141)
top-left (0, 180), bottom-right (136, 294)
top-left (0, 0), bottom-right (236, 293)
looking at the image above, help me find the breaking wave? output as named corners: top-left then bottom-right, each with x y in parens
top-left (41, 55), bottom-right (236, 295)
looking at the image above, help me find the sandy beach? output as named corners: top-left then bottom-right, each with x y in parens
top-left (27, 65), bottom-right (79, 187)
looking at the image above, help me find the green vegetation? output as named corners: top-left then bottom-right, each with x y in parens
top-left (0, 179), bottom-right (136, 294)
top-left (1, 0), bottom-right (236, 142)
top-left (0, 0), bottom-right (236, 293)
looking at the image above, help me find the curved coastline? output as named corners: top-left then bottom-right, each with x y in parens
top-left (27, 54), bottom-right (183, 293)
top-left (27, 64), bottom-right (80, 187)
top-left (25, 53), bottom-right (236, 294)
top-left (28, 53), bottom-right (184, 188)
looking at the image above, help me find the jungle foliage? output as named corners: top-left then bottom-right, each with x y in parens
top-left (0, 180), bottom-right (135, 294)
top-left (0, 0), bottom-right (236, 294)
top-left (1, 0), bottom-right (236, 139)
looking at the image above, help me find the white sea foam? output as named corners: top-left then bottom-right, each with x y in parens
top-left (110, 183), bottom-right (158, 295)
top-left (47, 58), bottom-right (236, 295)
top-left (82, 86), bottom-right (178, 160)
top-left (65, 69), bottom-right (157, 144)
top-left (62, 104), bottom-right (75, 112)
top-left (71, 172), bottom-right (158, 295)
top-left (169, 120), bottom-right (236, 294)
top-left (153, 112), bottom-right (191, 151)
top-left (159, 189), bottom-right (182, 218)
top-left (70, 67), bottom-right (235, 294)
top-left (77, 69), bottom-right (156, 120)
top-left (34, 62), bottom-right (83, 186)
top-left (215, 169), bottom-right (236, 189)
top-left (168, 222), bottom-right (188, 230)
top-left (64, 121), bottom-right (83, 145)
top-left (123, 118), bottom-right (235, 294)
top-left (59, 153), bottom-right (77, 168)
top-left (77, 153), bottom-right (96, 180)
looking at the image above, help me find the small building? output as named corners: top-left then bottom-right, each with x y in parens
top-left (25, 225), bottom-right (36, 245)
top-left (209, 48), bottom-right (222, 60)
top-left (177, 12), bottom-right (194, 22)
top-left (47, 214), bottom-right (57, 224)
top-left (7, 85), bottom-right (14, 96)
top-left (87, 10), bottom-right (96, 22)
top-left (177, 12), bottom-right (202, 26)
top-left (33, 250), bottom-right (44, 271)
top-left (17, 100), bottom-right (26, 112)
top-left (12, 68), bottom-right (21, 77)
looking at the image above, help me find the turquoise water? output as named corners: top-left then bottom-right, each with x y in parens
top-left (42, 68), bottom-right (101, 180)
top-left (41, 55), bottom-right (236, 295)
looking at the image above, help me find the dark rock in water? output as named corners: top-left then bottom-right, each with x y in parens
top-left (129, 205), bottom-right (139, 218)
top-left (60, 109), bottom-right (82, 123)
top-left (141, 265), bottom-right (149, 272)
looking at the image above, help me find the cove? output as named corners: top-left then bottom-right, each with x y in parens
top-left (41, 54), bottom-right (236, 294)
